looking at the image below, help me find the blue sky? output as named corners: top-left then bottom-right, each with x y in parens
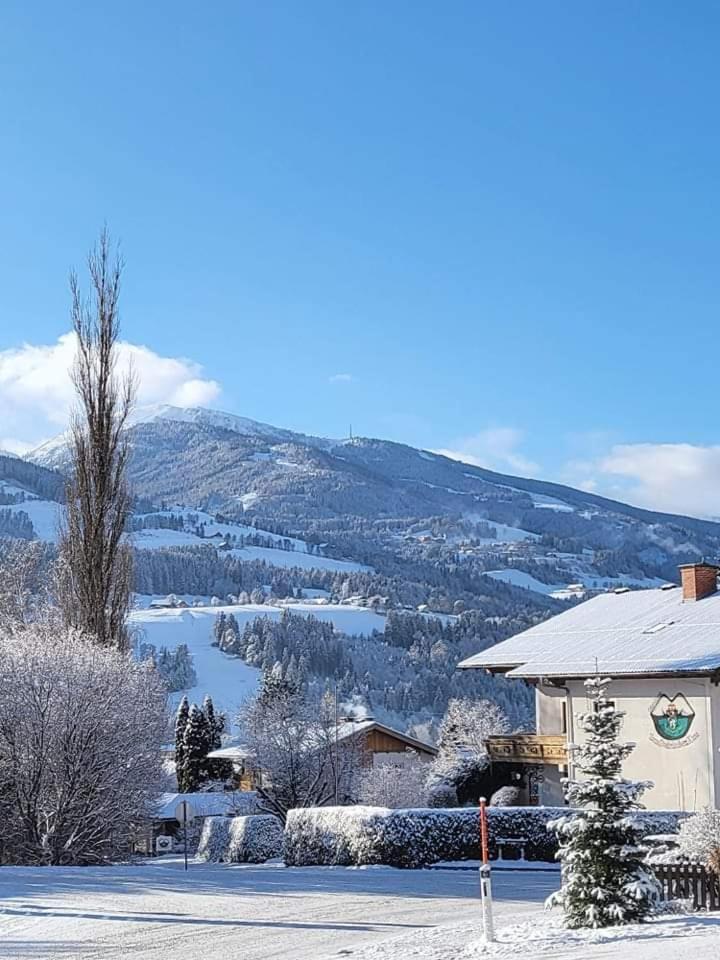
top-left (1, 2), bottom-right (720, 516)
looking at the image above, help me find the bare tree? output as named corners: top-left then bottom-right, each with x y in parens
top-left (0, 623), bottom-right (166, 865)
top-left (58, 229), bottom-right (135, 650)
top-left (356, 750), bottom-right (430, 808)
top-left (238, 675), bottom-right (359, 822)
top-left (0, 539), bottom-right (49, 629)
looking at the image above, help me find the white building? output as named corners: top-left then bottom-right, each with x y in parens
top-left (459, 562), bottom-right (720, 811)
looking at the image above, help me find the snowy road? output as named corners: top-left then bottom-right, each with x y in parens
top-left (0, 859), bottom-right (558, 960)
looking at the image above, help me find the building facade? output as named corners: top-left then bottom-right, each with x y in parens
top-left (459, 563), bottom-right (720, 812)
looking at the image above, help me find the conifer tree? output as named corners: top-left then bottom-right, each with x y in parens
top-left (549, 677), bottom-right (660, 928)
top-left (175, 696), bottom-right (190, 792)
top-left (182, 704), bottom-right (209, 792)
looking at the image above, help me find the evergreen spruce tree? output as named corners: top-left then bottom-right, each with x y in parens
top-left (203, 695), bottom-right (222, 751)
top-left (202, 694), bottom-right (233, 783)
top-left (182, 704), bottom-right (209, 792)
top-left (212, 612), bottom-right (226, 645)
top-left (549, 677), bottom-right (660, 928)
top-left (174, 696), bottom-right (190, 792)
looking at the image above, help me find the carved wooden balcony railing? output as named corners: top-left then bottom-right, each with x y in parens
top-left (486, 734), bottom-right (568, 765)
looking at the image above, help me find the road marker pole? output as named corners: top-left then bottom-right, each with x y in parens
top-left (479, 796), bottom-right (495, 942)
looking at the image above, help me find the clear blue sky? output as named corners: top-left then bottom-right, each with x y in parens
top-left (2, 2), bottom-right (719, 513)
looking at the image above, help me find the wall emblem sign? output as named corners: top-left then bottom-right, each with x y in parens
top-left (650, 693), bottom-right (695, 744)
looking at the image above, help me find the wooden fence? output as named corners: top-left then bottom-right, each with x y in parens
top-left (653, 863), bottom-right (720, 911)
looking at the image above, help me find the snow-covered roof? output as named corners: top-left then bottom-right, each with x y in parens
top-left (458, 584), bottom-right (720, 678)
top-left (206, 744), bottom-right (253, 761)
top-left (154, 791), bottom-right (257, 820)
top-left (334, 719), bottom-right (437, 755)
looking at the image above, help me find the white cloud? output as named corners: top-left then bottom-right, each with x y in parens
top-left (434, 427), bottom-right (540, 476)
top-left (329, 373), bottom-right (355, 384)
top-left (0, 332), bottom-right (221, 452)
top-left (590, 443), bottom-right (720, 518)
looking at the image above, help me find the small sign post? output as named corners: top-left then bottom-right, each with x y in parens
top-left (479, 796), bottom-right (495, 942)
top-left (174, 800), bottom-right (195, 872)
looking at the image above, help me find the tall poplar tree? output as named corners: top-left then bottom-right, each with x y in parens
top-left (58, 229), bottom-right (135, 651)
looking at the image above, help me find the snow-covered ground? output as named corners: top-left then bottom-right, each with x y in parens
top-left (0, 859), bottom-right (557, 960)
top-left (130, 605), bottom-right (263, 723)
top-left (351, 909), bottom-right (720, 959)
top-left (0, 481), bottom-right (63, 542)
top-left (129, 601), bottom-right (386, 726)
top-left (131, 507), bottom-right (371, 573)
top-left (229, 544), bottom-right (368, 572)
top-left (485, 567), bottom-right (669, 598)
top-left (484, 569), bottom-right (566, 596)
top-left (5, 858), bottom-right (710, 960)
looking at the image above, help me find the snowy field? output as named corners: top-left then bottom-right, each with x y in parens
top-left (129, 601), bottom-right (386, 727)
top-left (484, 567), bottom-right (669, 598)
top-left (0, 481), bottom-right (63, 542)
top-left (132, 507), bottom-right (371, 573)
top-left (0, 860), bottom-right (556, 960)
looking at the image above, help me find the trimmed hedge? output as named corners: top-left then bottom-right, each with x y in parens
top-left (197, 814), bottom-right (283, 864)
top-left (284, 805), bottom-right (688, 868)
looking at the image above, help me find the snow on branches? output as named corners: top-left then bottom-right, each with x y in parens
top-left (548, 677), bottom-right (660, 928)
top-left (0, 625), bottom-right (166, 865)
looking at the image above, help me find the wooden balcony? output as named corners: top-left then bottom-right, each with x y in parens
top-left (486, 734), bottom-right (568, 765)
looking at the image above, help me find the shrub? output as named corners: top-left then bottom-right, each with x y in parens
top-left (198, 815), bottom-right (284, 863)
top-left (284, 805), bottom-right (688, 869)
top-left (489, 786), bottom-right (521, 806)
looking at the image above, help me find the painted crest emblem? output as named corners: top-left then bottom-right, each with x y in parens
top-left (650, 693), bottom-right (695, 741)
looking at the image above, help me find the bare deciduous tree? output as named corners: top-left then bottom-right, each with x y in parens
top-left (0, 623), bottom-right (166, 865)
top-left (58, 229), bottom-right (135, 650)
top-left (0, 539), bottom-right (49, 629)
top-left (238, 676), bottom-right (359, 822)
top-left (355, 750), bottom-right (430, 808)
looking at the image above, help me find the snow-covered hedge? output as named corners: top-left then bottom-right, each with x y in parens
top-left (197, 814), bottom-right (284, 863)
top-left (284, 806), bottom-right (688, 868)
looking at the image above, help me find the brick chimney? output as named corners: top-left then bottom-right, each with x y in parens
top-left (679, 562), bottom-right (720, 601)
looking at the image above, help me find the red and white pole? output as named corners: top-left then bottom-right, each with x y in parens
top-left (479, 796), bottom-right (495, 942)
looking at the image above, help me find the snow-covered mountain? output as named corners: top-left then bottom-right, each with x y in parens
top-left (14, 406), bottom-right (720, 733)
top-left (24, 404), bottom-right (720, 588)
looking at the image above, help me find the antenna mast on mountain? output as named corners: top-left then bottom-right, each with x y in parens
top-left (349, 424), bottom-right (353, 441)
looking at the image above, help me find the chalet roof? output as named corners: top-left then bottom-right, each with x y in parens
top-left (458, 584), bottom-right (720, 678)
top-left (335, 719), bottom-right (437, 755)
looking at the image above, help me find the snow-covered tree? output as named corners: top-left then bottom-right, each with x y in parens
top-left (427, 697), bottom-right (509, 804)
top-left (0, 624), bottom-right (166, 865)
top-left (548, 677), bottom-right (660, 928)
top-left (675, 807), bottom-right (720, 872)
top-left (238, 675), bottom-right (358, 821)
top-left (182, 703), bottom-right (209, 792)
top-left (356, 751), bottom-right (429, 808)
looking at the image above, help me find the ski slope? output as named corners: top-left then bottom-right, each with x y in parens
top-left (130, 601), bottom-right (386, 725)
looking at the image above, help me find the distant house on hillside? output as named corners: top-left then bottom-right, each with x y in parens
top-left (459, 562), bottom-right (720, 812)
